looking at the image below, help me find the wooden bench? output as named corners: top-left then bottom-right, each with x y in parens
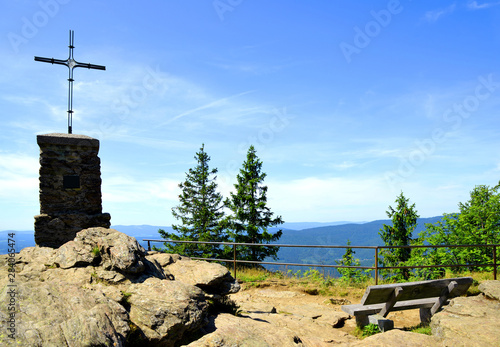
top-left (341, 277), bottom-right (473, 329)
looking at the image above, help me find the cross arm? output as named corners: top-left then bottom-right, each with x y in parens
top-left (74, 61), bottom-right (106, 70)
top-left (34, 56), bottom-right (69, 67)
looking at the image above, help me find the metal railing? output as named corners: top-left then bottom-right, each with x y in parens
top-left (143, 239), bottom-right (498, 284)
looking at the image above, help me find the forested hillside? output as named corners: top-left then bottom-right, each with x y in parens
top-left (267, 216), bottom-right (443, 272)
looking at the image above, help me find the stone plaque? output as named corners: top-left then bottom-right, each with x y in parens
top-left (63, 175), bottom-right (80, 189)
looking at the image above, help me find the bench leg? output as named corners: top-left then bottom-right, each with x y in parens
top-left (369, 314), bottom-right (394, 332)
top-left (355, 314), bottom-right (369, 328)
top-left (419, 308), bottom-right (432, 325)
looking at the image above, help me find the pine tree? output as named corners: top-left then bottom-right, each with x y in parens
top-left (225, 145), bottom-right (284, 262)
top-left (379, 192), bottom-right (419, 281)
top-left (158, 144), bottom-right (227, 258)
top-left (336, 240), bottom-right (370, 283)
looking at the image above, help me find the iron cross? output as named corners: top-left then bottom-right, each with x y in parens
top-left (34, 30), bottom-right (106, 134)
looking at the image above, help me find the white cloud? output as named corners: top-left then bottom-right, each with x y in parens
top-left (101, 174), bottom-right (182, 226)
top-left (423, 1), bottom-right (500, 23)
top-left (268, 176), bottom-right (390, 222)
top-left (62, 59), bottom-right (277, 142)
top-left (467, 1), bottom-right (500, 9)
top-left (436, 184), bottom-right (462, 191)
top-left (104, 134), bottom-right (190, 151)
top-left (264, 171), bottom-right (481, 223)
top-left (423, 4), bottom-right (456, 22)
top-left (0, 153), bottom-right (38, 206)
top-left (330, 161), bottom-right (358, 170)
top-left (103, 175), bottom-right (180, 204)
top-left (157, 90), bottom-right (256, 128)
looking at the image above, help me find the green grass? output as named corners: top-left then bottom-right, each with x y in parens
top-left (230, 266), bottom-right (493, 298)
top-left (121, 291), bottom-right (133, 302)
top-left (231, 266), bottom-right (371, 299)
top-left (91, 246), bottom-right (101, 257)
top-left (233, 267), bottom-right (275, 283)
top-left (409, 324), bottom-right (432, 335)
top-left (354, 324), bottom-right (381, 338)
top-left (227, 266), bottom-right (493, 340)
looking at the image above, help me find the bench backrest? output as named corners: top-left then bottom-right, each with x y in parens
top-left (360, 277), bottom-right (473, 305)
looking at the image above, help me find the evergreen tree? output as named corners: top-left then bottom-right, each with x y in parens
top-left (225, 145), bottom-right (284, 262)
top-left (336, 240), bottom-right (370, 283)
top-left (379, 192), bottom-right (419, 281)
top-left (158, 144), bottom-right (227, 258)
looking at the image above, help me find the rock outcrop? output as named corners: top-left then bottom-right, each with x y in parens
top-left (430, 281), bottom-right (500, 347)
top-left (188, 313), bottom-right (320, 347)
top-left (479, 280), bottom-right (500, 300)
top-left (0, 227), bottom-right (239, 346)
top-left (192, 288), bottom-right (357, 346)
top-left (353, 329), bottom-right (436, 346)
top-left (2, 279), bottom-right (129, 346)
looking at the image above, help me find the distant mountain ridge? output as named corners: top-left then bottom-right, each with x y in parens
top-left (269, 216), bottom-right (443, 271)
top-left (109, 221), bottom-right (363, 235)
top-left (0, 217), bottom-right (443, 260)
top-left (280, 221), bottom-right (367, 230)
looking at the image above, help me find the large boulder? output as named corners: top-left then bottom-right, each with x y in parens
top-left (187, 313), bottom-right (311, 347)
top-left (126, 277), bottom-right (208, 346)
top-left (0, 227), bottom-right (239, 346)
top-left (431, 291), bottom-right (500, 346)
top-left (0, 279), bottom-right (129, 346)
top-left (165, 257), bottom-right (240, 295)
top-left (54, 227), bottom-right (146, 274)
top-left (188, 310), bottom-right (357, 347)
top-left (478, 280), bottom-right (500, 300)
top-left (146, 252), bottom-right (240, 295)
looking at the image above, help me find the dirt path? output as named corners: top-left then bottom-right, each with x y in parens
top-left (229, 283), bottom-right (422, 337)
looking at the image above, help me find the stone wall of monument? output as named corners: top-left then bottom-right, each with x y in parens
top-left (34, 133), bottom-right (110, 248)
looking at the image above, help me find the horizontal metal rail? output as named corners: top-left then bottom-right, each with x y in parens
top-left (188, 257), bottom-right (375, 270)
top-left (144, 239), bottom-right (378, 249)
top-left (143, 239), bottom-right (498, 284)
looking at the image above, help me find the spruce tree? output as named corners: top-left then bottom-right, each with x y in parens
top-left (225, 145), bottom-right (284, 262)
top-left (336, 240), bottom-right (370, 283)
top-left (379, 192), bottom-right (419, 280)
top-left (158, 144), bottom-right (227, 258)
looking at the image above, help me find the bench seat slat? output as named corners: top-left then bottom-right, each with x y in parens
top-left (341, 297), bottom-right (446, 316)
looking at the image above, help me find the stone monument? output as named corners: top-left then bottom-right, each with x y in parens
top-left (34, 134), bottom-right (111, 247)
top-left (33, 31), bottom-right (109, 247)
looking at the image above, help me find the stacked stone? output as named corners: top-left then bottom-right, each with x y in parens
top-left (34, 133), bottom-right (110, 248)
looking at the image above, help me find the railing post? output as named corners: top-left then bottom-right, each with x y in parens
top-left (494, 245), bottom-right (497, 280)
top-left (375, 247), bottom-right (379, 285)
top-left (233, 243), bottom-right (237, 280)
top-left (147, 240), bottom-right (151, 251)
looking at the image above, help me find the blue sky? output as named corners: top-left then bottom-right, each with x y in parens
top-left (1, 1), bottom-right (499, 230)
